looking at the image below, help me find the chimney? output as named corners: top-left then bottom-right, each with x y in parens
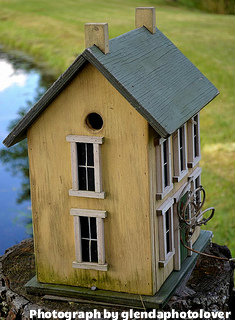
top-left (85, 23), bottom-right (109, 54)
top-left (135, 7), bottom-right (156, 34)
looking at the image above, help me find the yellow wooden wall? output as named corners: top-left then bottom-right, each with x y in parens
top-left (27, 63), bottom-right (154, 295)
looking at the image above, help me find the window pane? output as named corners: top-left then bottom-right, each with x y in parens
top-left (179, 127), bottom-right (183, 148)
top-left (87, 143), bottom-right (94, 166)
top-left (166, 231), bottom-right (170, 254)
top-left (195, 177), bottom-right (200, 205)
top-left (90, 217), bottom-right (97, 239)
top-left (163, 140), bottom-right (168, 187)
top-left (78, 167), bottom-right (87, 190)
top-left (194, 123), bottom-right (197, 135)
top-left (80, 216), bottom-right (89, 238)
top-left (193, 116), bottom-right (199, 158)
top-left (194, 135), bottom-right (198, 158)
top-left (88, 168), bottom-right (95, 191)
top-left (163, 140), bottom-right (167, 163)
top-left (77, 143), bottom-right (86, 165)
top-left (81, 239), bottom-right (89, 262)
top-left (180, 191), bottom-right (189, 220)
top-left (180, 148), bottom-right (184, 171)
top-left (195, 177), bottom-right (199, 188)
top-left (165, 209), bottom-right (171, 254)
top-left (91, 240), bottom-right (98, 262)
top-left (165, 209), bottom-right (170, 231)
top-left (179, 127), bottom-right (184, 171)
top-left (164, 164), bottom-right (168, 188)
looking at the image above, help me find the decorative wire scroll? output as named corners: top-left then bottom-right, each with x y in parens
top-left (177, 179), bottom-right (235, 262)
top-left (177, 178), bottom-right (215, 243)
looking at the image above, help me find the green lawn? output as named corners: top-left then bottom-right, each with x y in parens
top-left (0, 0), bottom-right (234, 254)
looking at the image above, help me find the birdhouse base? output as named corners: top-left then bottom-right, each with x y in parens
top-left (25, 230), bottom-right (212, 309)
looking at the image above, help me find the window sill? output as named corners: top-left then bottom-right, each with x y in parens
top-left (188, 156), bottom-right (201, 169)
top-left (159, 250), bottom-right (175, 268)
top-left (72, 261), bottom-right (108, 271)
top-left (156, 184), bottom-right (173, 201)
top-left (188, 166), bottom-right (202, 180)
top-left (173, 169), bottom-right (188, 183)
top-left (69, 190), bottom-right (105, 199)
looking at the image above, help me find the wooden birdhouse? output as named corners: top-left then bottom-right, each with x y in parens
top-left (3, 8), bottom-right (219, 307)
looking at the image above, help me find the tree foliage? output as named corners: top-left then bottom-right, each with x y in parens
top-left (178, 0), bottom-right (234, 14)
top-left (0, 107), bottom-right (30, 203)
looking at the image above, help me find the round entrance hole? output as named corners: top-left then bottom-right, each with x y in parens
top-left (86, 113), bottom-right (103, 130)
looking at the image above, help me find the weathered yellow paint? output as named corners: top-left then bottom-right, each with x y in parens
top-left (27, 63), bottom-right (153, 295)
top-left (27, 61), bottom-right (203, 296)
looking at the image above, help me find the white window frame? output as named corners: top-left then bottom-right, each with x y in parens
top-left (155, 137), bottom-right (173, 200)
top-left (70, 208), bottom-right (108, 271)
top-left (66, 135), bottom-right (105, 199)
top-left (172, 124), bottom-right (188, 182)
top-left (187, 113), bottom-right (201, 168)
top-left (157, 198), bottom-right (175, 267)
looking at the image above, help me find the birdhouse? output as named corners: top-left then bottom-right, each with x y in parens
top-left (3, 8), bottom-right (219, 307)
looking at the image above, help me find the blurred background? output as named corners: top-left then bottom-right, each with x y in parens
top-left (0, 0), bottom-right (234, 256)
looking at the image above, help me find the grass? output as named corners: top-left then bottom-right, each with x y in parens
top-left (0, 0), bottom-right (234, 255)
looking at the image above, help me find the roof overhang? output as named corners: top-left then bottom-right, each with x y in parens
top-left (3, 27), bottom-right (219, 147)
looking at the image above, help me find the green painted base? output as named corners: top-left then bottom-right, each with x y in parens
top-left (25, 230), bottom-right (212, 308)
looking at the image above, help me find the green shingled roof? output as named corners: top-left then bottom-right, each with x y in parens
top-left (3, 26), bottom-right (219, 147)
top-left (85, 27), bottom-right (219, 136)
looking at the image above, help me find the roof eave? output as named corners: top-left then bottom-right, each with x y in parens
top-left (3, 38), bottom-right (220, 147)
top-left (3, 46), bottom-right (170, 148)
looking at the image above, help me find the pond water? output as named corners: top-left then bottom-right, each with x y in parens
top-left (0, 49), bottom-right (54, 255)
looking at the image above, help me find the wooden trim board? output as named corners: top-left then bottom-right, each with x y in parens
top-left (25, 230), bottom-right (212, 308)
top-left (66, 135), bottom-right (104, 144)
top-left (69, 190), bottom-right (105, 199)
top-left (70, 208), bottom-right (107, 218)
top-left (72, 262), bottom-right (108, 271)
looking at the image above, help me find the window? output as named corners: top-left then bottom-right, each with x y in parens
top-left (155, 137), bottom-right (173, 200)
top-left (189, 166), bottom-right (202, 212)
top-left (172, 124), bottom-right (188, 182)
top-left (70, 208), bottom-right (108, 271)
top-left (80, 216), bottom-right (98, 262)
top-left (187, 114), bottom-right (201, 168)
top-left (66, 135), bottom-right (105, 199)
top-left (157, 198), bottom-right (175, 267)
